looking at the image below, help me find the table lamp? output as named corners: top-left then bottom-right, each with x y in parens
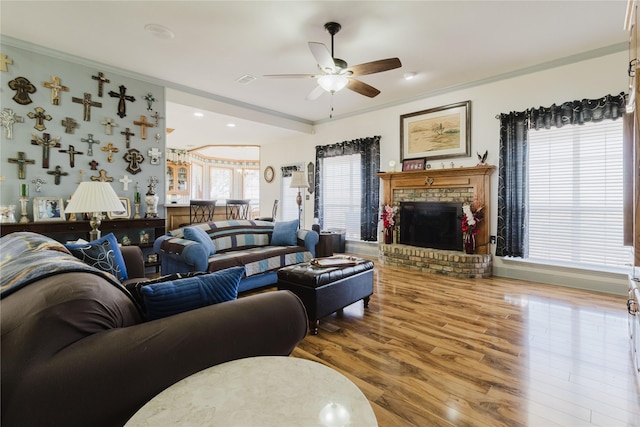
top-left (65, 182), bottom-right (124, 240)
top-left (289, 170), bottom-right (308, 228)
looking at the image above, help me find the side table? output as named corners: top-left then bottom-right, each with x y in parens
top-left (317, 232), bottom-right (340, 257)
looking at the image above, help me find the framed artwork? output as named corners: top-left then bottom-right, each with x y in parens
top-left (108, 197), bottom-right (131, 219)
top-left (402, 157), bottom-right (426, 171)
top-left (400, 100), bottom-right (471, 161)
top-left (33, 197), bottom-right (65, 222)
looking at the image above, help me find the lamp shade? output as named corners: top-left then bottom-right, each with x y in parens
top-left (317, 75), bottom-right (349, 93)
top-left (65, 182), bottom-right (124, 213)
top-left (289, 171), bottom-right (308, 189)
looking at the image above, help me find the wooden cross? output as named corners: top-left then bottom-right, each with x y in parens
top-left (0, 108), bottom-right (24, 139)
top-left (148, 147), bottom-right (162, 165)
top-left (120, 127), bottom-right (135, 149)
top-left (150, 111), bottom-right (164, 126)
top-left (8, 76), bottom-right (36, 105)
top-left (108, 85), bottom-right (135, 118)
top-left (0, 53), bottom-right (13, 72)
top-left (8, 152), bottom-right (36, 179)
top-left (72, 92), bottom-right (102, 122)
top-left (89, 159), bottom-right (99, 170)
top-left (59, 144), bottom-right (84, 168)
top-left (31, 177), bottom-right (47, 191)
top-left (47, 165), bottom-right (68, 185)
top-left (123, 148), bottom-right (144, 175)
top-left (81, 133), bottom-right (101, 156)
top-left (100, 117), bottom-right (118, 135)
top-left (31, 132), bottom-right (62, 169)
top-left (133, 115), bottom-right (154, 140)
top-left (101, 142), bottom-right (119, 163)
top-left (119, 175), bottom-right (133, 191)
top-left (61, 117), bottom-right (79, 134)
top-left (42, 76), bottom-right (69, 106)
top-left (27, 106), bottom-right (52, 131)
top-left (91, 71), bottom-right (110, 97)
top-left (91, 169), bottom-right (113, 182)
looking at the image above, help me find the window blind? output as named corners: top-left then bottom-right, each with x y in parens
top-left (528, 119), bottom-right (626, 268)
top-left (321, 154), bottom-right (362, 239)
top-left (209, 167), bottom-right (232, 201)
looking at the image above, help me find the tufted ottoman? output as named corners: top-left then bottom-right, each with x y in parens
top-left (277, 257), bottom-right (374, 334)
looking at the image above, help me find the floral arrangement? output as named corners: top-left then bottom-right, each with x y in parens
top-left (380, 203), bottom-right (398, 229)
top-left (461, 202), bottom-right (484, 237)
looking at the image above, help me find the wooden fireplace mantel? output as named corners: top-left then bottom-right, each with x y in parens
top-left (377, 165), bottom-right (496, 254)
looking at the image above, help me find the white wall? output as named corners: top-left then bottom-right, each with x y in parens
top-left (261, 51), bottom-right (629, 294)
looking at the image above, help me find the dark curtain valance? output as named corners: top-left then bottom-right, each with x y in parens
top-left (280, 165), bottom-right (300, 178)
top-left (528, 92), bottom-right (626, 130)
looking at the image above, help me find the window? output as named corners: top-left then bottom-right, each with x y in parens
top-left (209, 167), bottom-right (232, 200)
top-left (320, 154), bottom-right (362, 240)
top-left (528, 119), bottom-right (626, 268)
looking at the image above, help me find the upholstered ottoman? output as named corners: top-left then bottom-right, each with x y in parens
top-left (277, 257), bottom-right (374, 334)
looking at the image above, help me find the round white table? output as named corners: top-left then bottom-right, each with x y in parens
top-left (125, 356), bottom-right (377, 427)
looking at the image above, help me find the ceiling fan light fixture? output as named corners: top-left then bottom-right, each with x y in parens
top-left (318, 75), bottom-right (349, 93)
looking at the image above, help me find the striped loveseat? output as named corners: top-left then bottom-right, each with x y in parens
top-left (153, 220), bottom-right (319, 293)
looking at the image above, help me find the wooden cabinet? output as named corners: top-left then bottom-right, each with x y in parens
top-left (166, 161), bottom-right (190, 196)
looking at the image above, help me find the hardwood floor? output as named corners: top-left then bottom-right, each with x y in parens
top-left (290, 261), bottom-right (640, 426)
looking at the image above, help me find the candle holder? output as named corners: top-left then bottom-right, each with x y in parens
top-left (134, 202), bottom-right (141, 219)
top-left (19, 197), bottom-right (29, 223)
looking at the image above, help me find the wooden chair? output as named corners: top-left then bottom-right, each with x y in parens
top-left (255, 199), bottom-right (278, 222)
top-left (180, 200), bottom-right (216, 227)
top-left (225, 199), bottom-right (250, 220)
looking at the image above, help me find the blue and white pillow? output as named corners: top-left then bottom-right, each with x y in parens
top-left (64, 233), bottom-right (128, 281)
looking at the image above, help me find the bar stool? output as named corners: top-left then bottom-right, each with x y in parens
top-left (180, 200), bottom-right (216, 227)
top-left (225, 199), bottom-right (250, 220)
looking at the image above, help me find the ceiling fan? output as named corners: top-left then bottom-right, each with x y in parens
top-left (265, 22), bottom-right (402, 101)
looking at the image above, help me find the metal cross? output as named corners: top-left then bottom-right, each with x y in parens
top-left (8, 152), bottom-right (36, 180)
top-left (91, 71), bottom-right (110, 97)
top-left (148, 147), bottom-right (162, 165)
top-left (108, 85), bottom-right (135, 118)
top-left (101, 142), bottom-right (119, 162)
top-left (123, 148), bottom-right (144, 175)
top-left (150, 111), bottom-right (164, 126)
top-left (120, 127), bottom-right (135, 149)
top-left (154, 133), bottom-right (162, 144)
top-left (59, 144), bottom-right (84, 168)
top-left (81, 133), bottom-right (100, 156)
top-left (47, 165), bottom-right (68, 185)
top-left (72, 92), bottom-right (102, 122)
top-left (0, 53), bottom-right (13, 72)
top-left (100, 117), bottom-right (118, 135)
top-left (61, 117), bottom-right (79, 134)
top-left (119, 175), bottom-right (133, 191)
top-left (8, 77), bottom-right (35, 105)
top-left (42, 76), bottom-right (69, 106)
top-left (91, 169), bottom-right (113, 182)
top-left (133, 115), bottom-right (154, 140)
top-left (89, 159), bottom-right (99, 170)
top-left (143, 93), bottom-right (157, 111)
top-left (31, 177), bottom-right (46, 191)
top-left (31, 132), bottom-right (62, 169)
top-left (27, 107), bottom-right (52, 131)
top-left (0, 108), bottom-right (24, 139)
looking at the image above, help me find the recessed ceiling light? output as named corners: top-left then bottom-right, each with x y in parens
top-left (226, 123), bottom-right (236, 128)
top-left (144, 24), bottom-right (175, 40)
top-left (193, 112), bottom-right (204, 118)
top-left (404, 72), bottom-right (417, 80)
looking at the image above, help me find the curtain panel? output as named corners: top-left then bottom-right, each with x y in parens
top-left (314, 136), bottom-right (381, 241)
top-left (496, 92), bottom-right (626, 257)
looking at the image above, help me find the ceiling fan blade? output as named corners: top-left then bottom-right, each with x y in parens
top-left (263, 74), bottom-right (317, 78)
top-left (308, 42), bottom-right (335, 73)
top-left (347, 79), bottom-right (380, 98)
top-left (347, 58), bottom-right (402, 76)
top-left (306, 85), bottom-right (325, 101)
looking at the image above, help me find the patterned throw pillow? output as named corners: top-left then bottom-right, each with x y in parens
top-left (64, 233), bottom-right (128, 281)
top-left (140, 267), bottom-right (245, 320)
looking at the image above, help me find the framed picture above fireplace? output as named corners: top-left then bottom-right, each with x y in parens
top-left (400, 100), bottom-right (471, 161)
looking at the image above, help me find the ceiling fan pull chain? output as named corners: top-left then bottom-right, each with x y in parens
top-left (329, 93), bottom-right (335, 118)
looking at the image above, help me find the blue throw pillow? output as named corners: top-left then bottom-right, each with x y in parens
top-left (271, 219), bottom-right (298, 246)
top-left (140, 266), bottom-right (245, 320)
top-left (183, 226), bottom-right (216, 256)
top-left (65, 233), bottom-right (128, 281)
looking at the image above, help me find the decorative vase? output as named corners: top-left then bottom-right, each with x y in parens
top-left (384, 227), bottom-right (393, 244)
top-left (464, 233), bottom-right (476, 254)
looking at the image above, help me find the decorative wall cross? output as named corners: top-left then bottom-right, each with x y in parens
top-left (148, 147), bottom-right (162, 165)
top-left (8, 152), bottom-right (36, 179)
top-left (0, 108), bottom-right (24, 139)
top-left (143, 93), bottom-right (157, 111)
top-left (120, 127), bottom-right (135, 148)
top-left (81, 133), bottom-right (100, 156)
top-left (42, 76), bottom-right (69, 105)
top-left (72, 92), bottom-right (102, 122)
top-left (100, 117), bottom-right (118, 135)
top-left (31, 177), bottom-right (46, 191)
top-left (101, 142), bottom-right (119, 162)
top-left (27, 106), bottom-right (52, 131)
top-left (8, 76), bottom-right (35, 105)
top-left (91, 71), bottom-right (110, 97)
top-left (90, 169), bottom-right (113, 182)
top-left (123, 148), bottom-right (144, 175)
top-left (119, 175), bottom-right (133, 191)
top-left (61, 117), bottom-right (79, 134)
top-left (108, 85), bottom-right (135, 118)
top-left (31, 132), bottom-right (62, 169)
top-left (47, 165), bottom-right (68, 185)
top-left (89, 159), bottom-right (99, 170)
top-left (133, 115), bottom-right (154, 140)
top-left (154, 133), bottom-right (161, 144)
top-left (76, 169), bottom-right (84, 184)
top-left (150, 111), bottom-right (164, 127)
top-left (0, 53), bottom-right (13, 72)
top-left (59, 144), bottom-right (84, 168)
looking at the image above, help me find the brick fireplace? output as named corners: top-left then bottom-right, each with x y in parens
top-left (378, 165), bottom-right (495, 278)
